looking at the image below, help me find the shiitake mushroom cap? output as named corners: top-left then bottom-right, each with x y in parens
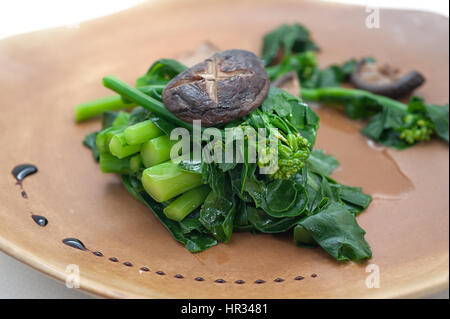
top-left (351, 58), bottom-right (425, 98)
top-left (162, 49), bottom-right (270, 127)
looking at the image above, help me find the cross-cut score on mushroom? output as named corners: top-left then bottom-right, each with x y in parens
top-left (197, 57), bottom-right (254, 103)
top-left (162, 49), bottom-right (270, 126)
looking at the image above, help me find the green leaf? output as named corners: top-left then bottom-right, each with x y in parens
top-left (262, 180), bottom-right (308, 217)
top-left (337, 184), bottom-right (372, 215)
top-left (83, 132), bottom-right (100, 161)
top-left (265, 179), bottom-right (297, 212)
top-left (261, 24), bottom-right (319, 66)
top-left (135, 59), bottom-right (187, 87)
top-left (261, 86), bottom-right (293, 117)
top-left (121, 175), bottom-right (217, 252)
top-left (307, 149), bottom-right (340, 176)
top-left (127, 106), bottom-right (151, 125)
top-left (199, 192), bottom-right (236, 243)
top-left (101, 111), bottom-right (120, 129)
top-left (298, 202), bottom-right (372, 261)
top-left (247, 206), bottom-right (303, 233)
top-left (424, 103), bottom-right (449, 143)
top-left (233, 202), bottom-right (254, 232)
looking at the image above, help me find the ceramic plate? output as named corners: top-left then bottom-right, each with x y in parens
top-left (0, 0), bottom-right (448, 298)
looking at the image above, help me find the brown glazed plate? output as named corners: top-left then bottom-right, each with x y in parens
top-left (0, 0), bottom-right (448, 298)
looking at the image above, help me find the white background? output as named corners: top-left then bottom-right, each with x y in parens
top-left (0, 0), bottom-right (448, 299)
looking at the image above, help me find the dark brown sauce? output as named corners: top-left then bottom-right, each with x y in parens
top-left (274, 278), bottom-right (284, 282)
top-left (31, 215), bottom-right (48, 227)
top-left (62, 238), bottom-right (87, 251)
top-left (12, 164), bottom-right (38, 199)
top-left (12, 164), bottom-right (38, 183)
top-left (57, 236), bottom-right (318, 284)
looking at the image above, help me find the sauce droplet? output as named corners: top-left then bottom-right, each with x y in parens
top-left (31, 215), bottom-right (48, 227)
top-left (274, 278), bottom-right (284, 282)
top-left (62, 238), bottom-right (87, 251)
top-left (12, 164), bottom-right (38, 183)
top-left (93, 251), bottom-right (103, 257)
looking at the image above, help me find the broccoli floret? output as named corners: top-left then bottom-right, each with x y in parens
top-left (399, 114), bottom-right (435, 144)
top-left (272, 134), bottom-right (310, 179)
top-left (242, 108), bottom-right (313, 180)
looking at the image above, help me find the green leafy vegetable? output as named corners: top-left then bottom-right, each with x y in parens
top-left (296, 202), bottom-right (372, 261)
top-left (307, 149), bottom-right (340, 176)
top-left (135, 59), bottom-right (188, 87)
top-left (266, 50), bottom-right (357, 89)
top-left (261, 23), bottom-right (319, 66)
top-left (83, 132), bottom-right (100, 161)
top-left (199, 192), bottom-right (236, 243)
top-left (302, 87), bottom-right (449, 148)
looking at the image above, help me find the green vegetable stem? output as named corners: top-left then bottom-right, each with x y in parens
top-left (141, 161), bottom-right (203, 202)
top-left (302, 87), bottom-right (449, 148)
top-left (163, 185), bottom-right (211, 222)
top-left (74, 84), bottom-right (164, 122)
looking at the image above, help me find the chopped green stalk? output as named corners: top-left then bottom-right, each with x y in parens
top-left (75, 95), bottom-right (135, 122)
top-left (109, 132), bottom-right (142, 159)
top-left (141, 135), bottom-right (177, 167)
top-left (102, 76), bottom-right (193, 130)
top-left (293, 224), bottom-right (316, 246)
top-left (130, 154), bottom-right (142, 173)
top-left (163, 185), bottom-right (211, 222)
top-left (141, 161), bottom-right (203, 202)
top-left (124, 120), bottom-right (163, 145)
top-left (100, 153), bottom-right (131, 174)
top-left (74, 84), bottom-right (165, 122)
top-left (96, 126), bottom-right (125, 154)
